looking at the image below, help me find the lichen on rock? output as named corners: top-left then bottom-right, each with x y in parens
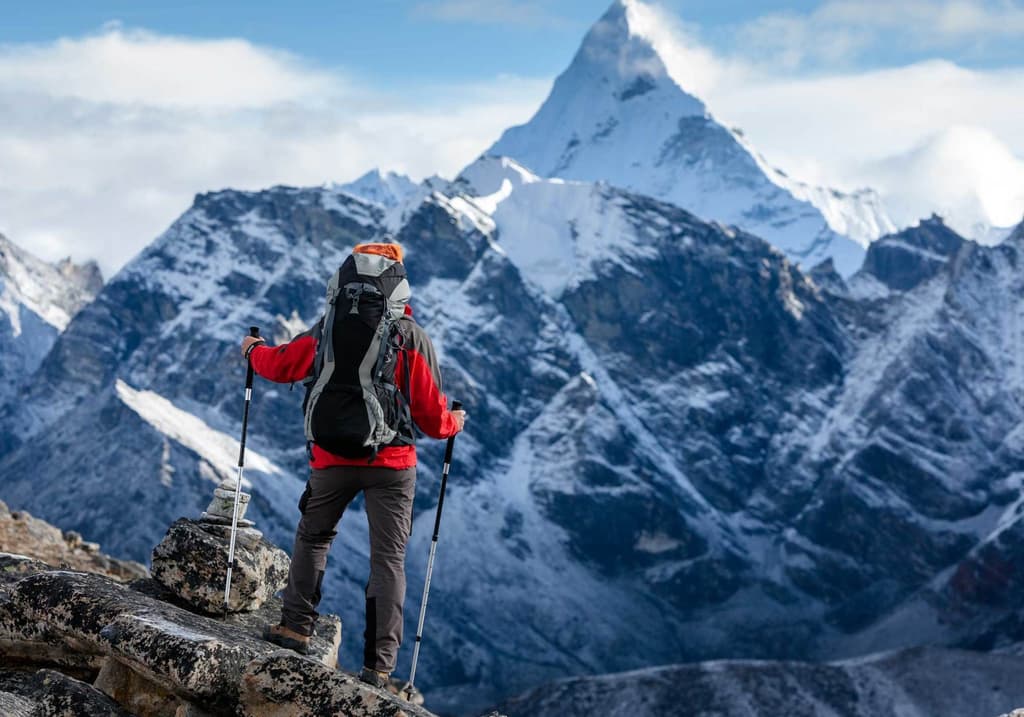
top-left (239, 651), bottom-right (437, 717)
top-left (151, 518), bottom-right (288, 614)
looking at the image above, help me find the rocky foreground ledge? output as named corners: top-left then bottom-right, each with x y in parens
top-left (0, 490), bottom-right (449, 717)
top-left (0, 554), bottom-right (436, 716)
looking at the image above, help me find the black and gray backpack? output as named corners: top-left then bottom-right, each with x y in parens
top-left (303, 250), bottom-right (415, 459)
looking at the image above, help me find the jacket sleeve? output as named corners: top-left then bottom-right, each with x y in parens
top-left (401, 321), bottom-right (459, 440)
top-left (249, 334), bottom-right (317, 384)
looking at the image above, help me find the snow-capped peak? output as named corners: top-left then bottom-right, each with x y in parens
top-left (489, 1), bottom-right (706, 181)
top-left (333, 168), bottom-right (420, 210)
top-left (485, 0), bottom-right (889, 276)
top-left (576, 0), bottom-right (706, 114)
top-left (1004, 216), bottom-right (1024, 246)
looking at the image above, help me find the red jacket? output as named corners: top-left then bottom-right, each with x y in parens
top-left (249, 308), bottom-right (459, 470)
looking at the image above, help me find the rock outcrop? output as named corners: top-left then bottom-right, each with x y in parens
top-left (0, 564), bottom-right (426, 716)
top-left (151, 518), bottom-right (288, 614)
top-left (0, 500), bottom-right (146, 582)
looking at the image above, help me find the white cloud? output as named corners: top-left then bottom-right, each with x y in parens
top-left (636, 1), bottom-right (1024, 237)
top-left (702, 61), bottom-right (1024, 233)
top-left (817, 0), bottom-right (1024, 37)
top-left (0, 26), bottom-right (342, 109)
top-left (0, 29), bottom-right (549, 275)
top-left (860, 126), bottom-right (1024, 233)
top-left (736, 0), bottom-right (1024, 68)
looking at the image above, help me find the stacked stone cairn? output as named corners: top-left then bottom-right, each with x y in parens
top-left (0, 480), bottom-right (439, 717)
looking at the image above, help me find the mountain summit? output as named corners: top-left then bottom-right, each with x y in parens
top-left (488, 0), bottom-right (894, 275)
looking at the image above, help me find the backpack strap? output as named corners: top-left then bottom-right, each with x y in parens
top-left (390, 344), bottom-right (415, 446)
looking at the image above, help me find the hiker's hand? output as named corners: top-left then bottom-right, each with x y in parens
top-left (241, 335), bottom-right (265, 358)
top-left (451, 410), bottom-right (466, 433)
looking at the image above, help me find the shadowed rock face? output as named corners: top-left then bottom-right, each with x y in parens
top-left (860, 215), bottom-right (967, 292)
top-left (0, 669), bottom-right (132, 717)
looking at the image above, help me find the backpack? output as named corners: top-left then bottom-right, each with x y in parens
top-left (303, 250), bottom-right (415, 459)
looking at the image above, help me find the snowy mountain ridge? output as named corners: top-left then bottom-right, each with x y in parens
top-left (499, 647), bottom-right (1024, 717)
top-left (0, 233), bottom-right (102, 410)
top-left (0, 233), bottom-right (100, 334)
top-left (7, 166), bottom-right (1024, 712)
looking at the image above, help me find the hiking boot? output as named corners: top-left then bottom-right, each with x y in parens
top-left (359, 667), bottom-right (390, 689)
top-left (262, 623), bottom-right (310, 655)
top-left (358, 668), bottom-right (425, 705)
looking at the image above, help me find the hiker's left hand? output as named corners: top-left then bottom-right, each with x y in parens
top-left (241, 335), bottom-right (265, 358)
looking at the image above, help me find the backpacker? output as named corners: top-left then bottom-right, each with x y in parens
top-left (303, 246), bottom-right (415, 459)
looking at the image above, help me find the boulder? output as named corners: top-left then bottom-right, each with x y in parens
top-left (0, 556), bottom-right (106, 675)
top-left (151, 518), bottom-right (288, 613)
top-left (239, 651), bottom-right (436, 717)
top-left (0, 551), bottom-right (52, 585)
top-left (0, 668), bottom-right (132, 716)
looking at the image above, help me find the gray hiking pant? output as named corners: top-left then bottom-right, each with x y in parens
top-left (280, 465), bottom-right (416, 673)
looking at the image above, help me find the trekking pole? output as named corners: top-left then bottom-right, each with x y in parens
top-left (224, 325), bottom-right (260, 613)
top-left (405, 400), bottom-right (462, 699)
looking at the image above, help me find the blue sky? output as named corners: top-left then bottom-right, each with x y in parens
top-left (1, 0), bottom-right (1023, 272)
top-left (4, 0), bottom-right (1020, 87)
top-left (1, 2), bottom-right (806, 79)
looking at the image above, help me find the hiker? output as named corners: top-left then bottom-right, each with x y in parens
top-left (240, 242), bottom-right (465, 693)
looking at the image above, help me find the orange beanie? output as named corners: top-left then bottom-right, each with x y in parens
top-left (353, 242), bottom-right (404, 263)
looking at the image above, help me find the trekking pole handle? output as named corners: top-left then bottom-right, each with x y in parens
top-left (245, 326), bottom-right (260, 389)
top-left (444, 400), bottom-right (462, 465)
